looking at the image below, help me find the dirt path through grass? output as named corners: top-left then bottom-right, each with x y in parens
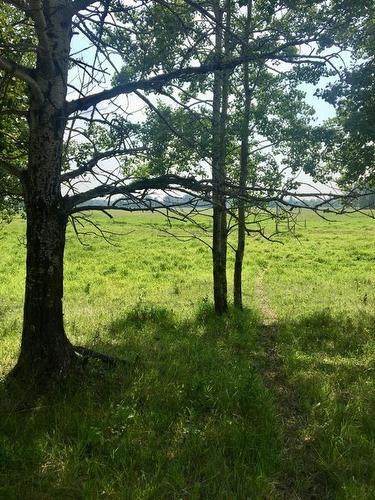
top-left (255, 272), bottom-right (329, 499)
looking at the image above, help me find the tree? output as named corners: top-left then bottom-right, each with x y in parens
top-left (135, 2), bottom-right (338, 311)
top-left (0, 0), bottom-right (352, 382)
top-left (128, 0), bottom-right (347, 313)
top-left (233, 0), bottom-right (252, 309)
top-left (320, 1), bottom-right (374, 189)
top-left (0, 5), bottom-right (28, 221)
top-left (0, 0), bottom-right (202, 381)
top-left (211, 0), bottom-right (232, 314)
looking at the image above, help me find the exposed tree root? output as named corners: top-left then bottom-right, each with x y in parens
top-left (73, 345), bottom-right (126, 367)
top-left (9, 340), bottom-right (78, 384)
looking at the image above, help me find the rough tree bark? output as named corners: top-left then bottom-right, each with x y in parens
top-left (212, 0), bottom-right (231, 314)
top-left (11, 1), bottom-right (77, 381)
top-left (234, 0), bottom-right (252, 310)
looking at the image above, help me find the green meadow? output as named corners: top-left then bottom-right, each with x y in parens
top-left (0, 211), bottom-right (374, 499)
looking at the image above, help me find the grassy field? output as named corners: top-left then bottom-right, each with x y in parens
top-left (0, 211), bottom-right (374, 499)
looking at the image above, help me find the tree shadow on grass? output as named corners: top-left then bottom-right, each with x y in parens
top-left (2, 304), bottom-right (372, 498)
top-left (0, 303), bottom-right (281, 499)
top-left (271, 308), bottom-right (375, 499)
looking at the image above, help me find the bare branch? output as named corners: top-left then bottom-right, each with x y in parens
top-left (65, 174), bottom-right (209, 213)
top-left (61, 147), bottom-right (146, 182)
top-left (181, 0), bottom-right (245, 47)
top-left (134, 90), bottom-right (199, 151)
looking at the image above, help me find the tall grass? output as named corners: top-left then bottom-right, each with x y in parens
top-left (0, 211), bottom-right (374, 498)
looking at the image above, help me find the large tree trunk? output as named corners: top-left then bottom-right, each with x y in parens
top-left (13, 199), bottom-right (76, 380)
top-left (234, 0), bottom-right (252, 310)
top-left (12, 121), bottom-right (77, 382)
top-left (11, 2), bottom-right (76, 382)
top-left (212, 0), bottom-right (231, 314)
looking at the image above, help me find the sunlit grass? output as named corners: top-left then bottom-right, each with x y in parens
top-left (257, 212), bottom-right (375, 499)
top-left (0, 210), bottom-right (374, 498)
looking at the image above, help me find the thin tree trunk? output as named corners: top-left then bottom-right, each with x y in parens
top-left (212, 75), bottom-right (228, 313)
top-left (212, 0), bottom-right (231, 314)
top-left (234, 0), bottom-right (252, 309)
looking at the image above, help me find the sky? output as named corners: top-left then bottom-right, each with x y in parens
top-left (304, 83), bottom-right (336, 124)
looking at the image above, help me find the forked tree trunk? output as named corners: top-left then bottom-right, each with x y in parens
top-left (11, 2), bottom-right (77, 381)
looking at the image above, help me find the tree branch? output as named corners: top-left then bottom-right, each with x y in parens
top-left (64, 174), bottom-right (209, 212)
top-left (67, 51), bottom-right (328, 114)
top-left (3, 0), bottom-right (28, 11)
top-left (61, 147), bottom-right (145, 182)
top-left (134, 90), bottom-right (199, 150)
top-left (29, 0), bottom-right (53, 72)
top-left (71, 0), bottom-right (98, 14)
top-left (0, 57), bottom-right (43, 102)
top-left (0, 158), bottom-right (24, 179)
top-left (182, 0), bottom-right (245, 47)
